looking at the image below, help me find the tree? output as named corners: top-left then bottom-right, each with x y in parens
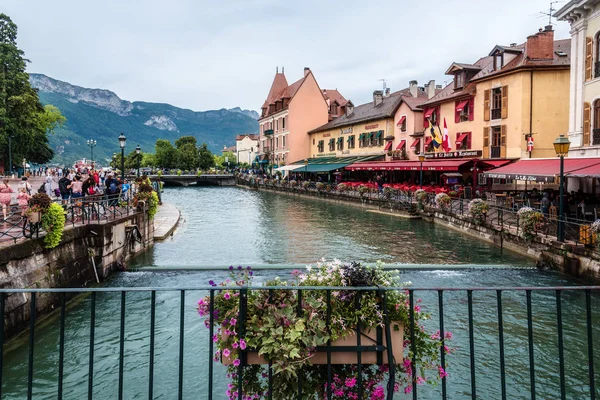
top-left (155, 139), bottom-right (179, 169)
top-left (0, 14), bottom-right (66, 169)
top-left (174, 136), bottom-right (197, 149)
top-left (141, 153), bottom-right (157, 167)
top-left (124, 149), bottom-right (143, 169)
top-left (215, 151), bottom-right (236, 168)
top-left (198, 143), bottom-right (214, 170)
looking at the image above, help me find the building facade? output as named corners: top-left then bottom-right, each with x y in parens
top-left (308, 82), bottom-right (437, 162)
top-left (257, 68), bottom-right (345, 167)
top-left (556, 0), bottom-right (600, 156)
top-left (420, 26), bottom-right (570, 164)
top-left (235, 134), bottom-right (259, 166)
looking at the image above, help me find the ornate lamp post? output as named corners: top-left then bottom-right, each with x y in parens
top-left (135, 145), bottom-right (141, 177)
top-left (118, 133), bottom-right (127, 181)
top-left (87, 139), bottom-right (97, 168)
top-left (553, 135), bottom-right (570, 242)
top-left (418, 154), bottom-right (425, 189)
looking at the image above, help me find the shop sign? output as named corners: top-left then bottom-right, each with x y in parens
top-left (316, 153), bottom-right (336, 157)
top-left (424, 150), bottom-right (482, 159)
top-left (341, 150), bottom-right (350, 155)
top-left (365, 124), bottom-right (379, 130)
top-left (323, 133), bottom-right (331, 137)
top-left (340, 127), bottom-right (353, 134)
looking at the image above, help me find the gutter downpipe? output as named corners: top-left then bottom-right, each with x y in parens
top-left (529, 70), bottom-right (533, 159)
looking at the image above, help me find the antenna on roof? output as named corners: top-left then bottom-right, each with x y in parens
top-left (378, 78), bottom-right (387, 93)
top-left (534, 0), bottom-right (564, 25)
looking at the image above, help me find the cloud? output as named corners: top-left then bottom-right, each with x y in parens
top-left (2, 0), bottom-right (571, 112)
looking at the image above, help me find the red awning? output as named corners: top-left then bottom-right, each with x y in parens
top-left (384, 141), bottom-right (392, 151)
top-left (397, 116), bottom-right (406, 126)
top-left (423, 108), bottom-right (434, 119)
top-left (410, 138), bottom-right (421, 149)
top-left (396, 140), bottom-right (406, 150)
top-left (421, 160), bottom-right (472, 171)
top-left (484, 158), bottom-right (600, 182)
top-left (424, 137), bottom-right (433, 147)
top-left (455, 133), bottom-right (469, 147)
top-left (456, 100), bottom-right (469, 112)
top-left (345, 159), bottom-right (473, 172)
top-left (479, 159), bottom-right (512, 169)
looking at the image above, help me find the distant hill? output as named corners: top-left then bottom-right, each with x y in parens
top-left (29, 73), bottom-right (259, 166)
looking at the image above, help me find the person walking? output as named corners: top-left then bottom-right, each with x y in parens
top-left (16, 187), bottom-right (31, 217)
top-left (58, 172), bottom-right (72, 205)
top-left (44, 175), bottom-right (54, 198)
top-left (0, 179), bottom-right (13, 221)
top-left (18, 177), bottom-right (32, 195)
top-left (68, 175), bottom-right (83, 200)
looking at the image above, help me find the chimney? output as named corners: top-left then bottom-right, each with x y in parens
top-left (526, 26), bottom-right (554, 60)
top-left (427, 80), bottom-right (436, 99)
top-left (304, 67), bottom-right (310, 76)
top-left (373, 90), bottom-right (383, 106)
top-left (385, 87), bottom-right (391, 97)
top-left (409, 80), bottom-right (418, 98)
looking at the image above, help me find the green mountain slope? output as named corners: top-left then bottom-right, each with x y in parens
top-left (30, 74), bottom-right (259, 166)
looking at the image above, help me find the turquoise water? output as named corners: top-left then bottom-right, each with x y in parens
top-left (2, 187), bottom-right (598, 399)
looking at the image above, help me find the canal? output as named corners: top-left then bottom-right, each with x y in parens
top-left (2, 187), bottom-right (599, 399)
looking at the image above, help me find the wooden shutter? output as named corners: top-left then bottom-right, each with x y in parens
top-left (483, 90), bottom-right (491, 121)
top-left (455, 101), bottom-right (460, 123)
top-left (467, 132), bottom-right (472, 149)
top-left (586, 37), bottom-right (593, 82)
top-left (483, 127), bottom-right (490, 158)
top-left (584, 101), bottom-right (591, 146)
top-left (500, 125), bottom-right (507, 158)
top-left (501, 86), bottom-right (508, 119)
top-left (469, 97), bottom-right (475, 121)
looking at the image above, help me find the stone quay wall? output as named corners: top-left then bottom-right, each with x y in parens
top-left (0, 211), bottom-right (153, 338)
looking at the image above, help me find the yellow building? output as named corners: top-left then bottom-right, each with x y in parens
top-left (420, 26), bottom-right (570, 165)
top-left (308, 83), bottom-right (436, 162)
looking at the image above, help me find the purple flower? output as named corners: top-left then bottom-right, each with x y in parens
top-left (222, 348), bottom-right (231, 357)
top-left (229, 266), bottom-right (234, 271)
top-left (233, 358), bottom-right (240, 367)
top-left (239, 339), bottom-right (246, 350)
top-left (230, 318), bottom-right (237, 326)
top-left (249, 271), bottom-right (253, 276)
top-left (208, 280), bottom-right (216, 286)
top-left (238, 266), bottom-right (243, 270)
top-left (246, 266), bottom-right (251, 270)
top-left (224, 293), bottom-right (231, 300)
top-left (212, 334), bottom-right (218, 343)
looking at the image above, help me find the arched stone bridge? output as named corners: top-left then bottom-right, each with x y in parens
top-left (148, 174), bottom-right (236, 187)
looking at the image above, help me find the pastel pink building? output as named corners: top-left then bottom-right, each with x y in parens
top-left (258, 67), bottom-right (346, 166)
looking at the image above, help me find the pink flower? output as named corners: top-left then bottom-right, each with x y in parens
top-left (239, 339), bottom-right (247, 350)
top-left (345, 377), bottom-right (356, 388)
top-left (222, 348), bottom-right (231, 358)
top-left (230, 318), bottom-right (237, 326)
top-left (212, 334), bottom-right (218, 343)
top-left (414, 305), bottom-right (421, 313)
top-left (439, 366), bottom-right (448, 379)
top-left (404, 386), bottom-right (412, 394)
top-left (232, 342), bottom-right (239, 349)
top-left (233, 359), bottom-right (240, 367)
top-left (224, 293), bottom-right (231, 300)
top-left (370, 386), bottom-right (385, 400)
top-left (444, 331), bottom-right (453, 340)
top-left (416, 376), bottom-right (425, 385)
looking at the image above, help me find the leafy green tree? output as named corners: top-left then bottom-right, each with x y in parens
top-left (124, 149), bottom-right (143, 169)
top-left (155, 139), bottom-right (179, 169)
top-left (141, 153), bottom-right (157, 167)
top-left (215, 151), bottom-right (236, 168)
top-left (0, 14), bottom-right (66, 168)
top-left (198, 143), bottom-right (214, 170)
top-left (174, 136), bottom-right (197, 149)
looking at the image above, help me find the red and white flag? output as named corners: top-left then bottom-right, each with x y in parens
top-left (442, 118), bottom-right (452, 152)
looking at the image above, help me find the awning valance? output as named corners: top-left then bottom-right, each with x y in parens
top-left (424, 137), bottom-right (433, 147)
top-left (346, 159), bottom-right (474, 172)
top-left (456, 132), bottom-right (469, 147)
top-left (359, 133), bottom-right (366, 140)
top-left (456, 100), bottom-right (469, 112)
top-left (384, 141), bottom-right (392, 151)
top-left (424, 108), bottom-right (434, 119)
top-left (483, 158), bottom-right (600, 182)
top-left (396, 140), bottom-right (406, 151)
top-left (397, 116), bottom-right (406, 126)
top-left (274, 165), bottom-right (303, 172)
top-left (375, 131), bottom-right (383, 139)
top-left (410, 138), bottom-right (420, 149)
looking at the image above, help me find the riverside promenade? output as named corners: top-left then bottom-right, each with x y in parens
top-left (153, 202), bottom-right (180, 240)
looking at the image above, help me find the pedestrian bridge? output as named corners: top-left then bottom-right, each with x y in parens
top-left (150, 174), bottom-right (236, 187)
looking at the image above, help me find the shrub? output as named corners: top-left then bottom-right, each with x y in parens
top-left (315, 182), bottom-right (325, 191)
top-left (337, 183), bottom-right (347, 192)
top-left (302, 181), bottom-right (311, 189)
top-left (517, 207), bottom-right (544, 240)
top-left (41, 203), bottom-right (66, 249)
top-left (435, 193), bottom-right (452, 210)
top-left (29, 193), bottom-right (52, 212)
top-left (134, 190), bottom-right (159, 219)
top-left (289, 180), bottom-right (298, 187)
top-left (468, 199), bottom-right (489, 223)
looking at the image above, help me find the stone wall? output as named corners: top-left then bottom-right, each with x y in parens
top-left (0, 212), bottom-right (153, 338)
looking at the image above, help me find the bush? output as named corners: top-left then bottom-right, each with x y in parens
top-left (134, 191), bottom-right (159, 219)
top-left (518, 207), bottom-right (544, 240)
top-left (337, 183), bottom-right (347, 192)
top-left (435, 193), bottom-right (451, 210)
top-left (29, 193), bottom-right (52, 211)
top-left (302, 181), bottom-right (311, 189)
top-left (289, 180), bottom-right (298, 187)
top-left (468, 199), bottom-right (489, 223)
top-left (315, 182), bottom-right (325, 191)
top-left (41, 203), bottom-right (65, 249)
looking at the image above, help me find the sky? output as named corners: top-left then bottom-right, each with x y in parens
top-left (2, 0), bottom-right (572, 113)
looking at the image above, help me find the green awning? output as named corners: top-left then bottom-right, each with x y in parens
top-left (375, 131), bottom-right (383, 139)
top-left (358, 133), bottom-right (365, 140)
top-left (302, 163), bottom-right (350, 173)
top-left (347, 136), bottom-right (354, 142)
top-left (368, 132), bottom-right (374, 139)
top-left (337, 137), bottom-right (343, 144)
top-left (329, 138), bottom-right (335, 144)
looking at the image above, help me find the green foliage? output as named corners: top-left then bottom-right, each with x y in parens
top-left (468, 199), bottom-right (489, 223)
top-left (28, 193), bottom-right (51, 211)
top-left (215, 151), bottom-right (236, 168)
top-left (41, 203), bottom-right (65, 248)
top-left (198, 143), bottom-right (214, 170)
top-left (518, 207), bottom-right (544, 240)
top-left (134, 182), bottom-right (159, 219)
top-left (0, 14), bottom-right (66, 168)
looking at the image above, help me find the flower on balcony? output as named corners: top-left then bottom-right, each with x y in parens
top-left (197, 261), bottom-right (452, 400)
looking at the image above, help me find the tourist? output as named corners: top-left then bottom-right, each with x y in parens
top-left (104, 174), bottom-right (120, 206)
top-left (541, 192), bottom-right (550, 216)
top-left (121, 179), bottom-right (130, 200)
top-left (0, 179), bottom-right (13, 221)
top-left (58, 171), bottom-right (72, 204)
top-left (82, 177), bottom-right (97, 197)
top-left (16, 187), bottom-right (31, 217)
top-left (18, 177), bottom-right (32, 195)
top-left (44, 175), bottom-right (54, 198)
top-left (68, 175), bottom-right (83, 199)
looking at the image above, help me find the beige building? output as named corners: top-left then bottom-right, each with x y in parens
top-left (235, 134), bottom-right (259, 165)
top-left (556, 0), bottom-right (600, 156)
top-left (308, 82), bottom-right (438, 162)
top-left (257, 67), bottom-right (345, 167)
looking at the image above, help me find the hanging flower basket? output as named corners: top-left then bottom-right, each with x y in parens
top-left (28, 210), bottom-right (41, 223)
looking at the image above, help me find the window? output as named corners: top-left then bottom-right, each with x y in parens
top-left (455, 72), bottom-right (464, 89)
top-left (283, 136), bottom-right (286, 148)
top-left (460, 102), bottom-right (470, 122)
top-left (398, 116), bottom-right (407, 132)
top-left (593, 99), bottom-right (600, 145)
top-left (317, 140), bottom-right (324, 153)
top-left (596, 32), bottom-right (600, 78)
top-left (491, 126), bottom-right (502, 158)
top-left (328, 138), bottom-right (335, 151)
top-left (313, 138), bottom-right (315, 145)
top-left (359, 134), bottom-right (367, 148)
top-left (276, 137), bottom-right (279, 149)
top-left (491, 88), bottom-right (502, 120)
top-left (456, 132), bottom-right (471, 150)
top-left (493, 51), bottom-right (503, 70)
top-left (276, 119), bottom-right (279, 132)
top-left (478, 174), bottom-right (488, 186)
top-left (330, 104), bottom-right (338, 115)
top-left (282, 117), bottom-right (286, 130)
top-left (336, 137), bottom-right (344, 151)
top-left (376, 131), bottom-right (384, 146)
top-left (348, 135), bottom-right (355, 149)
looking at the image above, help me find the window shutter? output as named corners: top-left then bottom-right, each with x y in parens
top-left (436, 106), bottom-right (441, 126)
top-left (469, 97), bottom-right (475, 121)
top-left (483, 127), bottom-right (490, 158)
top-left (423, 110), bottom-right (429, 129)
top-left (467, 132), bottom-right (472, 149)
top-left (501, 86), bottom-right (508, 119)
top-left (484, 90), bottom-right (491, 122)
top-left (586, 37), bottom-right (593, 82)
top-left (500, 125), bottom-right (507, 158)
top-left (584, 101), bottom-right (591, 146)
top-left (455, 101), bottom-right (460, 123)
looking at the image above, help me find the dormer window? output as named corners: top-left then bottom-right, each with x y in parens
top-left (454, 72), bottom-right (464, 89)
top-left (330, 103), bottom-right (338, 115)
top-left (493, 51), bottom-right (504, 71)
top-left (345, 102), bottom-right (354, 117)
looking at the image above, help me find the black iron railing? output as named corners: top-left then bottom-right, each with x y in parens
top-left (0, 285), bottom-right (598, 399)
top-left (491, 109), bottom-right (502, 120)
top-left (593, 129), bottom-right (600, 146)
top-left (490, 146), bottom-right (501, 158)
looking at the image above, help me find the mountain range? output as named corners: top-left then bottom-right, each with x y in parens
top-left (29, 73), bottom-right (259, 166)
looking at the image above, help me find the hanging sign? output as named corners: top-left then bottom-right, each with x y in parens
top-left (527, 136), bottom-right (534, 152)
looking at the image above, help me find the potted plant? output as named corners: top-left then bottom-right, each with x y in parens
top-left (302, 181), bottom-right (311, 190)
top-left (27, 193), bottom-right (51, 223)
top-left (315, 182), bottom-right (325, 192)
top-left (435, 193), bottom-right (451, 210)
top-left (468, 198), bottom-right (489, 224)
top-left (198, 261), bottom-right (451, 399)
top-left (517, 207), bottom-right (544, 240)
top-left (591, 220), bottom-right (600, 248)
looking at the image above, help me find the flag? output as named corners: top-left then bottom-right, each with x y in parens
top-left (442, 118), bottom-right (452, 152)
top-left (429, 120), bottom-right (442, 149)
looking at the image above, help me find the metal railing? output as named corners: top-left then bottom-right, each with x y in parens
top-left (0, 285), bottom-right (598, 399)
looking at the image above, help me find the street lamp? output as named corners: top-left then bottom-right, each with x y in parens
top-left (135, 145), bottom-right (141, 177)
top-left (87, 139), bottom-right (97, 168)
top-left (553, 134), bottom-right (570, 242)
top-left (118, 133), bottom-right (127, 181)
top-left (418, 154), bottom-right (425, 189)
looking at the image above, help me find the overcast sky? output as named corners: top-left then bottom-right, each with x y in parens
top-left (2, 0), bottom-right (571, 113)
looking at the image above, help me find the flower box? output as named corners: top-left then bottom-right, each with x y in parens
top-left (28, 211), bottom-right (41, 223)
top-left (221, 324), bottom-right (403, 365)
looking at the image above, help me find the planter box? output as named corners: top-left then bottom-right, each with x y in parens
top-left (222, 323), bottom-right (403, 365)
top-left (28, 211), bottom-right (41, 223)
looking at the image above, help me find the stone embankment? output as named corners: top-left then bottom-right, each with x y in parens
top-left (153, 203), bottom-right (180, 240)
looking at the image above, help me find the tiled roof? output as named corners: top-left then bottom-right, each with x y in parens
top-left (309, 87), bottom-right (431, 133)
top-left (222, 146), bottom-right (236, 153)
top-left (323, 89), bottom-right (348, 106)
top-left (264, 73), bottom-right (288, 106)
top-left (236, 134), bottom-right (259, 141)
